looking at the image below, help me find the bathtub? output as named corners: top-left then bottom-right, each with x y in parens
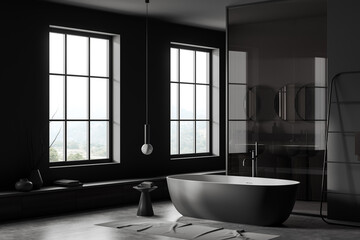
top-left (166, 174), bottom-right (299, 226)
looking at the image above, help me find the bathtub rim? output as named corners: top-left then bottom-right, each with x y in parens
top-left (167, 174), bottom-right (300, 187)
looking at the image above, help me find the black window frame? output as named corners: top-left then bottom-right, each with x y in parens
top-left (170, 44), bottom-right (213, 158)
top-left (49, 27), bottom-right (113, 166)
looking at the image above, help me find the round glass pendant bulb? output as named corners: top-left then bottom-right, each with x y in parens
top-left (141, 143), bottom-right (153, 155)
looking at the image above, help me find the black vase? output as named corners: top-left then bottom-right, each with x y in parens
top-left (29, 169), bottom-right (43, 190)
top-left (15, 178), bottom-right (33, 192)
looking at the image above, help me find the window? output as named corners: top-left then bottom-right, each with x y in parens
top-left (170, 45), bottom-right (212, 156)
top-left (49, 28), bottom-right (112, 164)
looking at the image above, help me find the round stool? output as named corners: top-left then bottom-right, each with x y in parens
top-left (133, 185), bottom-right (158, 216)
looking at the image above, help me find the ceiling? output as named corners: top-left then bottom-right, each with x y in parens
top-left (43, 0), bottom-right (272, 31)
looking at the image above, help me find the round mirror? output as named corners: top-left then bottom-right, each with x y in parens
top-left (248, 86), bottom-right (276, 121)
top-left (295, 84), bottom-right (326, 121)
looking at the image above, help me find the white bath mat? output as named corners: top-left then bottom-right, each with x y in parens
top-left (98, 220), bottom-right (279, 240)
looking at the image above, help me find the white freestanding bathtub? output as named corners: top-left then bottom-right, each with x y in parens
top-left (167, 174), bottom-right (299, 226)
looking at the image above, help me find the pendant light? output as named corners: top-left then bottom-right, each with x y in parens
top-left (141, 0), bottom-right (153, 155)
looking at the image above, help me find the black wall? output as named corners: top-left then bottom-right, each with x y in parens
top-left (327, 0), bottom-right (360, 222)
top-left (1, 1), bottom-right (225, 189)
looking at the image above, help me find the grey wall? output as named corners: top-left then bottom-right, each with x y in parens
top-left (327, 0), bottom-right (360, 222)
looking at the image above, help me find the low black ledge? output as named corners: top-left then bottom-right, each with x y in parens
top-left (0, 170), bottom-right (225, 222)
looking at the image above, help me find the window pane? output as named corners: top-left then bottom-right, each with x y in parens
top-left (67, 35), bottom-right (88, 75)
top-left (180, 49), bottom-right (194, 83)
top-left (314, 87), bottom-right (326, 120)
top-left (196, 85), bottom-right (209, 119)
top-left (67, 76), bottom-right (88, 119)
top-left (229, 121), bottom-right (247, 153)
top-left (90, 38), bottom-right (109, 77)
top-left (196, 51), bottom-right (209, 84)
top-left (171, 48), bottom-right (179, 82)
top-left (90, 78), bottom-right (109, 119)
top-left (49, 33), bottom-right (64, 74)
top-left (171, 83), bottom-right (179, 120)
top-left (180, 84), bottom-right (194, 119)
top-left (67, 121), bottom-right (88, 161)
top-left (90, 121), bottom-right (108, 159)
top-left (49, 121), bottom-right (64, 162)
top-left (171, 121), bottom-right (179, 155)
top-left (180, 121), bottom-right (194, 154)
top-left (196, 121), bottom-right (209, 153)
top-left (49, 75), bottom-right (64, 119)
top-left (229, 84), bottom-right (247, 120)
top-left (229, 51), bottom-right (247, 84)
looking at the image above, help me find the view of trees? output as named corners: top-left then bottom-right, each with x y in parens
top-left (49, 123), bottom-right (108, 162)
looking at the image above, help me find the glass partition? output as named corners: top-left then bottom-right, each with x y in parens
top-left (227, 0), bottom-right (327, 201)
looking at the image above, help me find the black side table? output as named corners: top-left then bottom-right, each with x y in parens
top-left (133, 185), bottom-right (158, 216)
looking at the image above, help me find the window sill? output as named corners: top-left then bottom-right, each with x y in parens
top-left (50, 160), bottom-right (120, 169)
top-left (170, 155), bottom-right (220, 161)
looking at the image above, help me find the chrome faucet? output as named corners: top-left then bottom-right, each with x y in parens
top-left (242, 141), bottom-right (258, 177)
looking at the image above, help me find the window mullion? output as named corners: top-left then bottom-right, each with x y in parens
top-left (177, 48), bottom-right (181, 154)
top-left (64, 33), bottom-right (68, 162)
top-left (194, 51), bottom-right (197, 154)
top-left (209, 52), bottom-right (213, 154)
top-left (108, 38), bottom-right (113, 160)
top-left (88, 37), bottom-right (91, 160)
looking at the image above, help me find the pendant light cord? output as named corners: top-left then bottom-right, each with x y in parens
top-left (141, 0), bottom-right (153, 154)
top-left (145, 0), bottom-right (149, 125)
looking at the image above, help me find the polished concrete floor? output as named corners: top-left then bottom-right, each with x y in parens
top-left (0, 200), bottom-right (359, 240)
top-left (293, 201), bottom-right (327, 216)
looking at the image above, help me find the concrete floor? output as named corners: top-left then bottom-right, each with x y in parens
top-left (293, 201), bottom-right (327, 216)
top-left (0, 200), bottom-right (359, 240)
